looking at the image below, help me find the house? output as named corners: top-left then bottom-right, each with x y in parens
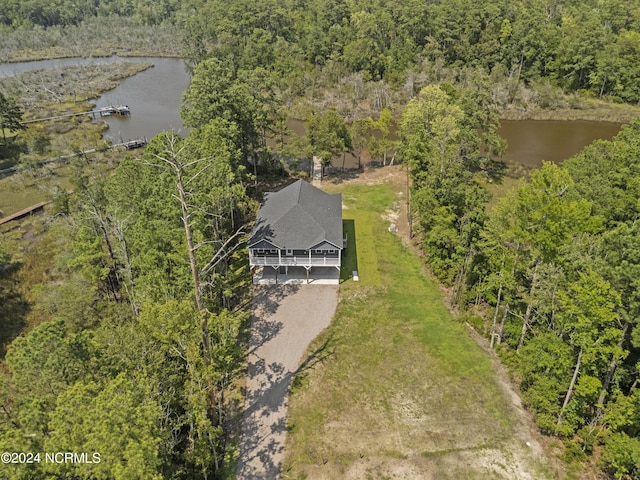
top-left (248, 179), bottom-right (344, 284)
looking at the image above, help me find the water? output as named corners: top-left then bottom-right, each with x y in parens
top-left (499, 119), bottom-right (622, 169)
top-left (0, 57), bottom-right (625, 168)
top-left (289, 117), bottom-right (624, 171)
top-left (92, 58), bottom-right (190, 142)
top-left (0, 56), bottom-right (191, 142)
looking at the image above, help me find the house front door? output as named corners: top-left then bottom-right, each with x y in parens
top-left (285, 249), bottom-right (293, 256)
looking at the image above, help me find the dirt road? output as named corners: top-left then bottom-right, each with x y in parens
top-left (237, 284), bottom-right (338, 479)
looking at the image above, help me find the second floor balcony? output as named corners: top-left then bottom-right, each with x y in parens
top-left (249, 252), bottom-right (341, 268)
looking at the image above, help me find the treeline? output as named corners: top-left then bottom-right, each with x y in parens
top-left (5, 0), bottom-right (640, 104)
top-left (401, 83), bottom-right (640, 478)
top-left (0, 48), bottom-right (289, 476)
top-left (177, 0), bottom-right (640, 104)
top-left (0, 127), bottom-right (252, 478)
top-left (0, 0), bottom-right (178, 27)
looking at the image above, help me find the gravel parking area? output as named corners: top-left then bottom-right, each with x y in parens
top-left (237, 284), bottom-right (339, 479)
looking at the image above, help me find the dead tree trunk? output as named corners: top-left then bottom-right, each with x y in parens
top-left (557, 347), bottom-right (583, 431)
top-left (175, 166), bottom-right (212, 362)
top-left (497, 303), bottom-right (509, 345)
top-left (112, 219), bottom-right (138, 315)
top-left (149, 133), bottom-right (243, 473)
top-left (508, 53), bottom-right (524, 104)
top-left (490, 283), bottom-right (503, 349)
top-left (83, 191), bottom-right (121, 302)
top-left (517, 258), bottom-right (541, 352)
top-left (593, 322), bottom-right (629, 423)
top-left (151, 136), bottom-right (215, 366)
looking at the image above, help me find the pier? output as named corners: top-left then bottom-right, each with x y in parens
top-left (0, 201), bottom-right (51, 226)
top-left (20, 105), bottom-right (131, 125)
top-left (0, 189), bottom-right (74, 227)
top-left (0, 138), bottom-right (148, 176)
top-left (122, 138), bottom-right (147, 150)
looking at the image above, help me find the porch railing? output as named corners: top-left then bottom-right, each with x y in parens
top-left (250, 255), bottom-right (340, 267)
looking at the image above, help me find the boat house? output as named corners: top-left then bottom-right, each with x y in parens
top-left (248, 180), bottom-right (344, 284)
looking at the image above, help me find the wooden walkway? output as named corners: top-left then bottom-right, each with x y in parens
top-left (20, 105), bottom-right (131, 125)
top-left (0, 138), bottom-right (147, 176)
top-left (0, 189), bottom-right (75, 227)
top-left (312, 155), bottom-right (322, 186)
top-left (0, 201), bottom-right (50, 226)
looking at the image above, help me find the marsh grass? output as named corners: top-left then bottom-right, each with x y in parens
top-left (0, 145), bottom-right (123, 218)
top-left (499, 98), bottom-right (640, 123)
top-left (0, 18), bottom-right (183, 62)
top-left (0, 163), bottom-right (74, 217)
top-left (0, 62), bottom-right (147, 218)
top-left (284, 183), bottom-right (550, 479)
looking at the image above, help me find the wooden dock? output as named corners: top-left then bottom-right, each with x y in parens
top-left (0, 201), bottom-right (50, 226)
top-left (0, 189), bottom-right (75, 227)
top-left (20, 105), bottom-right (131, 125)
top-left (122, 138), bottom-right (147, 150)
top-left (0, 138), bottom-right (148, 176)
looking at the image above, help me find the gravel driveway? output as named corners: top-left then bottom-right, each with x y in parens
top-left (237, 284), bottom-right (339, 479)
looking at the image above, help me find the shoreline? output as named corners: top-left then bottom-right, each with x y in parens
top-left (0, 61), bottom-right (154, 217)
top-left (6, 52), bottom-right (640, 124)
top-left (498, 103), bottom-right (640, 124)
top-left (2, 62), bottom-right (154, 110)
top-left (1, 48), bottom-right (183, 63)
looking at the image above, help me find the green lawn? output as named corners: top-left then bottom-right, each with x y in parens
top-left (284, 183), bottom-right (554, 479)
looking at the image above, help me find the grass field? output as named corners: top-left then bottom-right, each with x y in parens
top-left (283, 182), bottom-right (556, 479)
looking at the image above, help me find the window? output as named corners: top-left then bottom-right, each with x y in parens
top-left (286, 249), bottom-right (293, 256)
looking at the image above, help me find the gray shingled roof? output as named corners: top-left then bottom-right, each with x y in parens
top-left (248, 180), bottom-right (343, 249)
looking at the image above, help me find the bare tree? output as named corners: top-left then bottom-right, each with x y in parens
top-left (145, 132), bottom-right (245, 357)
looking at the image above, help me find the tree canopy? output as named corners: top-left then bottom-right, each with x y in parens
top-left (0, 92), bottom-right (25, 145)
top-left (4, 1), bottom-right (640, 479)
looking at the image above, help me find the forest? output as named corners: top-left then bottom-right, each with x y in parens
top-left (4, 0), bottom-right (640, 102)
top-left (2, 0), bottom-right (640, 478)
top-left (402, 87), bottom-right (640, 478)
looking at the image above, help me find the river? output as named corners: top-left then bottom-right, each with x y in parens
top-left (92, 58), bottom-right (190, 142)
top-left (498, 119), bottom-right (622, 169)
top-left (0, 56), bottom-right (190, 142)
top-left (287, 117), bottom-right (624, 171)
top-left (0, 57), bottom-right (625, 169)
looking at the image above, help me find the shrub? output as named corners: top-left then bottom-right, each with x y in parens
top-left (601, 432), bottom-right (640, 480)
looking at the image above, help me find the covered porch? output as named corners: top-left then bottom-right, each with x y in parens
top-left (252, 266), bottom-right (340, 285)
